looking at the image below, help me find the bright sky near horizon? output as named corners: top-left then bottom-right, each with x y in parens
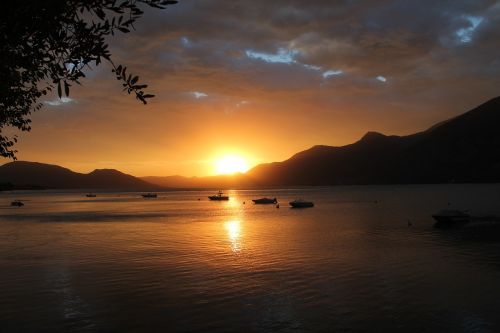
top-left (5, 0), bottom-right (500, 176)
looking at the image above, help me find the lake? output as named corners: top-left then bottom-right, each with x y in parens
top-left (1, 185), bottom-right (500, 332)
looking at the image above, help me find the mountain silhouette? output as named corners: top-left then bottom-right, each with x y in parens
top-left (141, 174), bottom-right (253, 189)
top-left (144, 95), bottom-right (500, 187)
top-left (2, 96), bottom-right (499, 189)
top-left (246, 96), bottom-right (500, 185)
top-left (0, 161), bottom-right (160, 190)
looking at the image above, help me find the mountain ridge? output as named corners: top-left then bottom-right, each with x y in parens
top-left (1, 96), bottom-right (499, 189)
top-left (244, 96), bottom-right (500, 185)
top-left (0, 161), bottom-right (161, 190)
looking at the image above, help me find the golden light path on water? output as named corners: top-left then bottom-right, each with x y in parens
top-left (225, 220), bottom-right (242, 253)
top-left (217, 191), bottom-right (245, 254)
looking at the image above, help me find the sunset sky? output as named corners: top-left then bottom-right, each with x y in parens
top-left (6, 0), bottom-right (500, 176)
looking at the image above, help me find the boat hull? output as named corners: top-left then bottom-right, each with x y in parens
top-left (252, 198), bottom-right (277, 204)
top-left (208, 196), bottom-right (229, 201)
top-left (289, 201), bottom-right (314, 208)
top-left (432, 210), bottom-right (470, 227)
top-left (432, 215), bottom-right (470, 223)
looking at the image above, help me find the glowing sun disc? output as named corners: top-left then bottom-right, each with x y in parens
top-left (215, 155), bottom-right (249, 175)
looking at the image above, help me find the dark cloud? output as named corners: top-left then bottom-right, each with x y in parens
top-left (109, 0), bottom-right (499, 97)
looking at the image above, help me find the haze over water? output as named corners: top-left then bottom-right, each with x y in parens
top-left (1, 185), bottom-right (500, 332)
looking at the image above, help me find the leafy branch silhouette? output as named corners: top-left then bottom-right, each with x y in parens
top-left (0, 0), bottom-right (178, 158)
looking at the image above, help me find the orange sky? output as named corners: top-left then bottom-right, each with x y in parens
top-left (3, 1), bottom-right (500, 176)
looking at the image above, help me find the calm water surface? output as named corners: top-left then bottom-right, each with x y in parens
top-left (1, 185), bottom-right (500, 332)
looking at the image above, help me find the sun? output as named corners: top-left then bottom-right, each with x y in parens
top-left (214, 155), bottom-right (250, 175)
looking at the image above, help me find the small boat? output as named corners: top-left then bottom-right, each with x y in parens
top-left (208, 191), bottom-right (229, 201)
top-left (142, 193), bottom-right (157, 198)
top-left (11, 200), bottom-right (24, 207)
top-left (86, 193), bottom-right (97, 197)
top-left (252, 197), bottom-right (277, 204)
top-left (432, 209), bottom-right (470, 226)
top-left (289, 199), bottom-right (314, 208)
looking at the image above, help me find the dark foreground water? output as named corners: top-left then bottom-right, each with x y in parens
top-left (1, 185), bottom-right (500, 332)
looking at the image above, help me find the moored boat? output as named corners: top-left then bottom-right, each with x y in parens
top-left (142, 193), bottom-right (157, 198)
top-left (432, 209), bottom-right (470, 227)
top-left (289, 199), bottom-right (314, 208)
top-left (209, 191), bottom-right (229, 201)
top-left (11, 200), bottom-right (24, 207)
top-left (86, 193), bottom-right (97, 197)
top-left (252, 197), bottom-right (277, 204)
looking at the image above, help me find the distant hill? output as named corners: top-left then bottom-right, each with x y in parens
top-left (141, 174), bottom-right (251, 189)
top-left (245, 96), bottom-right (500, 185)
top-left (0, 161), bottom-right (161, 190)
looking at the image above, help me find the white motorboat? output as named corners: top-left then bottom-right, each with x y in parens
top-left (432, 209), bottom-right (470, 226)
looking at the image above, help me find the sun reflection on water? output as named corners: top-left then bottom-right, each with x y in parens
top-left (225, 220), bottom-right (242, 253)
